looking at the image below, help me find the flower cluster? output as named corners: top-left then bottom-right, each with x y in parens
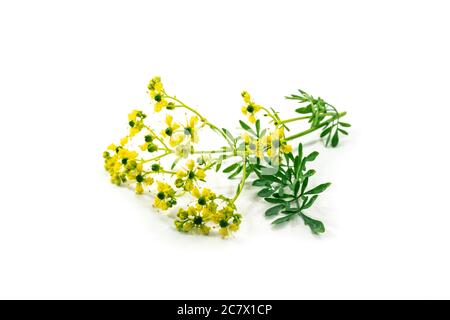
top-left (102, 77), bottom-right (244, 237)
top-left (174, 193), bottom-right (241, 237)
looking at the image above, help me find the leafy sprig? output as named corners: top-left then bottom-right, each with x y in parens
top-left (251, 143), bottom-right (331, 234)
top-left (286, 89), bottom-right (351, 147)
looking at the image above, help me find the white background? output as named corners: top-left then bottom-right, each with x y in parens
top-left (1, 0), bottom-right (449, 299)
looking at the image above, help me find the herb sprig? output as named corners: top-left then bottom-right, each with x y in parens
top-left (250, 143), bottom-right (330, 234)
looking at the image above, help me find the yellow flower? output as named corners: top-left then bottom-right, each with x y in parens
top-left (175, 159), bottom-right (206, 191)
top-left (148, 76), bottom-right (164, 92)
top-left (154, 99), bottom-right (168, 112)
top-left (215, 206), bottom-right (241, 238)
top-left (133, 163), bottom-right (154, 195)
top-left (148, 77), bottom-right (169, 112)
top-left (128, 110), bottom-right (140, 122)
top-left (153, 181), bottom-right (177, 210)
top-left (183, 116), bottom-right (199, 143)
top-left (161, 114), bottom-right (184, 147)
top-left (191, 187), bottom-right (215, 206)
top-left (241, 91), bottom-right (262, 124)
top-left (174, 206), bottom-right (211, 235)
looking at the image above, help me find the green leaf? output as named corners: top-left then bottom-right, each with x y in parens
top-left (302, 195), bottom-right (319, 209)
top-left (228, 165), bottom-right (243, 178)
top-left (331, 131), bottom-right (339, 147)
top-left (294, 156), bottom-right (301, 177)
top-left (222, 128), bottom-right (234, 141)
top-left (281, 209), bottom-right (299, 214)
top-left (338, 128), bottom-right (348, 135)
top-left (265, 204), bottom-right (284, 217)
top-left (257, 188), bottom-right (274, 197)
top-left (301, 213), bottom-right (325, 234)
top-left (304, 182), bottom-right (331, 195)
top-left (264, 197), bottom-right (287, 204)
top-left (320, 126), bottom-right (332, 138)
top-left (239, 120), bottom-right (257, 136)
top-left (252, 179), bottom-right (270, 187)
top-left (255, 119), bottom-right (260, 136)
top-left (215, 161), bottom-right (222, 172)
top-left (303, 169), bottom-right (316, 179)
top-left (340, 122), bottom-right (351, 127)
top-left (271, 215), bottom-right (295, 225)
top-left (223, 162), bottom-right (240, 173)
top-left (294, 180), bottom-right (300, 195)
top-left (170, 158), bottom-right (180, 170)
top-left (295, 105), bottom-right (312, 114)
top-left (305, 151), bottom-right (319, 162)
top-left (301, 177), bottom-right (309, 195)
top-left (298, 143), bottom-right (303, 160)
top-left (261, 175), bottom-right (282, 184)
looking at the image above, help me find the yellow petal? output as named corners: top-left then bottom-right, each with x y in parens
top-left (186, 159), bottom-right (195, 170)
top-left (145, 176), bottom-right (154, 185)
top-left (176, 169), bottom-right (187, 178)
top-left (192, 187), bottom-right (201, 198)
top-left (196, 169), bottom-right (206, 180)
top-left (135, 183), bottom-right (144, 194)
top-left (165, 114), bottom-right (173, 126)
top-left (281, 144), bottom-right (293, 153)
top-left (219, 228), bottom-right (229, 237)
top-left (190, 116), bottom-right (198, 127)
top-left (120, 136), bottom-right (129, 146)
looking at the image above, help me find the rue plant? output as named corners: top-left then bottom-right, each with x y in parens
top-left (102, 77), bottom-right (349, 237)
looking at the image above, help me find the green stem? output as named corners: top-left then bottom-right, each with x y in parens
top-left (278, 112), bottom-right (341, 125)
top-left (285, 112), bottom-right (347, 141)
top-left (142, 151), bottom-right (172, 163)
top-left (231, 156), bottom-right (247, 203)
top-left (193, 149), bottom-right (234, 155)
top-left (260, 107), bottom-right (278, 122)
top-left (278, 115), bottom-right (311, 125)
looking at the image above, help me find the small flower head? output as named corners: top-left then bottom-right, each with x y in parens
top-left (129, 163), bottom-right (154, 195)
top-left (241, 91), bottom-right (262, 124)
top-left (148, 77), bottom-right (169, 112)
top-left (191, 187), bottom-right (216, 207)
top-left (214, 205), bottom-right (242, 238)
top-left (175, 206), bottom-right (211, 235)
top-left (175, 159), bottom-right (206, 191)
top-left (153, 181), bottom-right (177, 210)
top-left (161, 114), bottom-right (184, 147)
top-left (184, 116), bottom-right (200, 143)
top-left (127, 110), bottom-right (147, 136)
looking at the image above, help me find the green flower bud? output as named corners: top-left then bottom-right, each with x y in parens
top-left (147, 143), bottom-right (158, 153)
top-left (145, 135), bottom-right (153, 142)
top-left (175, 178), bottom-right (184, 188)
